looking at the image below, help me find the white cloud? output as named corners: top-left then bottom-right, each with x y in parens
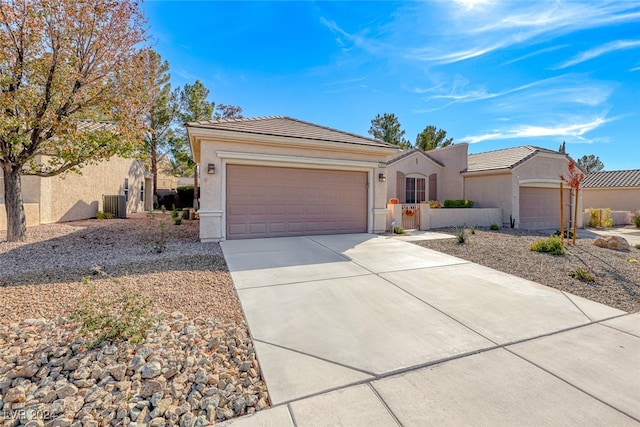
top-left (461, 115), bottom-right (612, 144)
top-left (556, 40), bottom-right (640, 69)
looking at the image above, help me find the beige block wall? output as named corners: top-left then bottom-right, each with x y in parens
top-left (582, 188), bottom-right (640, 212)
top-left (0, 203), bottom-right (40, 231)
top-left (386, 152), bottom-right (443, 202)
top-left (197, 137), bottom-right (397, 241)
top-left (42, 157), bottom-right (147, 223)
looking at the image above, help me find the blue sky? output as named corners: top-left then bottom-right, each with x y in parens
top-left (143, 0), bottom-right (640, 170)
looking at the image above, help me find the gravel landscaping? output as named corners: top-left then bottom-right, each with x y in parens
top-left (417, 227), bottom-right (640, 313)
top-left (0, 214), bottom-right (269, 426)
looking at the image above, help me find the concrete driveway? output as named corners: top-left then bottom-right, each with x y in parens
top-left (220, 234), bottom-right (640, 426)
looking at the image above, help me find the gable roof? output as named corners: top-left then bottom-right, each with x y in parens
top-left (386, 148), bottom-right (445, 167)
top-left (467, 145), bottom-right (561, 172)
top-left (582, 169), bottom-right (640, 189)
top-left (186, 116), bottom-right (396, 149)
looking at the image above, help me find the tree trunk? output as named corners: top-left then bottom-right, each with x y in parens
top-left (3, 167), bottom-right (27, 242)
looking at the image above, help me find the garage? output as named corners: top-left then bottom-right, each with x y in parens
top-left (226, 165), bottom-right (367, 239)
top-left (519, 187), bottom-right (570, 230)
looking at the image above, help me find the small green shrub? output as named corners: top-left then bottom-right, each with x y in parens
top-left (589, 208), bottom-right (614, 227)
top-left (444, 199), bottom-right (474, 208)
top-left (425, 200), bottom-right (441, 208)
top-left (70, 271), bottom-right (158, 348)
top-left (635, 244), bottom-right (640, 250)
top-left (452, 226), bottom-right (467, 243)
top-left (393, 226), bottom-right (405, 234)
top-left (631, 212), bottom-right (640, 228)
top-left (96, 211), bottom-right (114, 220)
top-left (529, 236), bottom-right (565, 255)
top-left (174, 218), bottom-right (182, 226)
top-left (602, 208), bottom-right (613, 227)
top-left (489, 223), bottom-right (499, 231)
top-left (569, 267), bottom-right (595, 282)
top-left (627, 257), bottom-right (638, 264)
top-left (146, 218), bottom-right (170, 253)
top-left (470, 225), bottom-right (476, 235)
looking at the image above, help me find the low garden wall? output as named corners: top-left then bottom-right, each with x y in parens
top-left (0, 202), bottom-right (40, 231)
top-left (420, 206), bottom-right (502, 230)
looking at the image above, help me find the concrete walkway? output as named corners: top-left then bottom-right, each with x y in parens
top-left (220, 233), bottom-right (640, 426)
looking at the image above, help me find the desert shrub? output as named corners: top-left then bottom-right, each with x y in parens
top-left (174, 218), bottom-right (182, 225)
top-left (470, 225), bottom-right (476, 235)
top-left (444, 199), bottom-right (474, 208)
top-left (631, 211), bottom-right (640, 228)
top-left (509, 215), bottom-right (516, 228)
top-left (627, 257), bottom-right (639, 264)
top-left (635, 244), bottom-right (640, 250)
top-left (569, 267), bottom-right (595, 282)
top-left (589, 208), bottom-right (614, 227)
top-left (452, 226), bottom-right (467, 243)
top-left (393, 226), bottom-right (404, 234)
top-left (489, 223), bottom-right (499, 231)
top-left (529, 236), bottom-right (565, 255)
top-left (70, 271), bottom-right (158, 348)
top-left (96, 211), bottom-right (114, 220)
top-left (602, 208), bottom-right (613, 227)
top-left (146, 218), bottom-right (170, 253)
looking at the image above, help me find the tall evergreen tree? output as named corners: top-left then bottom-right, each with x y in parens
top-left (415, 125), bottom-right (453, 151)
top-left (577, 154), bottom-right (605, 173)
top-left (368, 113), bottom-right (411, 150)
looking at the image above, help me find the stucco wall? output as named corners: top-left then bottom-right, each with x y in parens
top-left (0, 203), bottom-right (40, 231)
top-left (464, 173), bottom-right (513, 224)
top-left (582, 188), bottom-right (640, 212)
top-left (386, 152), bottom-right (443, 203)
top-left (427, 143), bottom-right (467, 201)
top-left (197, 137), bottom-right (397, 241)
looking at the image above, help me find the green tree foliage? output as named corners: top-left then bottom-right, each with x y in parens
top-left (142, 50), bottom-right (178, 197)
top-left (415, 125), bottom-right (453, 151)
top-left (577, 154), bottom-right (604, 173)
top-left (0, 0), bottom-right (148, 241)
top-left (368, 113), bottom-right (411, 150)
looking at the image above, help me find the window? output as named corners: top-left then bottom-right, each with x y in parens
top-left (140, 182), bottom-right (144, 202)
top-left (405, 177), bottom-right (426, 203)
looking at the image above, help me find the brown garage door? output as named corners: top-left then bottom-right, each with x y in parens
top-left (226, 165), bottom-right (367, 239)
top-left (519, 187), bottom-right (570, 230)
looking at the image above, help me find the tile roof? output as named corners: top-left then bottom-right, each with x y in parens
top-left (386, 148), bottom-right (445, 167)
top-left (467, 145), bottom-right (560, 172)
top-left (186, 116), bottom-right (397, 149)
top-left (582, 169), bottom-right (640, 188)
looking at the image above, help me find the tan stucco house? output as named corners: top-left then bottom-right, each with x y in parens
top-left (186, 116), bottom-right (399, 241)
top-left (582, 169), bottom-right (640, 213)
top-left (387, 145), bottom-right (581, 230)
top-left (0, 156), bottom-right (152, 231)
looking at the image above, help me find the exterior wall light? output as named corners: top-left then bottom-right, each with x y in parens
top-left (379, 173), bottom-right (386, 182)
top-left (207, 163), bottom-right (216, 174)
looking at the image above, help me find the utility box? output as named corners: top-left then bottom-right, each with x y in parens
top-left (103, 195), bottom-right (127, 219)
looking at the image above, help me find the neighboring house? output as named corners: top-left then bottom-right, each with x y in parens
top-left (186, 116), bottom-right (399, 241)
top-left (387, 144), bottom-right (581, 230)
top-left (0, 156), bottom-right (152, 231)
top-left (582, 169), bottom-right (640, 212)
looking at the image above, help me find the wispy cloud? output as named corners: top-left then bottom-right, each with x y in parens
top-left (462, 115), bottom-right (613, 144)
top-left (556, 40), bottom-right (640, 69)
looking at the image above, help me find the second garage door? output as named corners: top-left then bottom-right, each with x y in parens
top-left (226, 165), bottom-right (368, 239)
top-left (519, 187), bottom-right (571, 230)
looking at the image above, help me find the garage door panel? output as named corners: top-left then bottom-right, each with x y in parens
top-left (520, 187), bottom-right (571, 230)
top-left (226, 165), bottom-right (367, 239)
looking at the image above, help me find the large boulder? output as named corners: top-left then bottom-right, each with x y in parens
top-left (593, 235), bottom-right (630, 251)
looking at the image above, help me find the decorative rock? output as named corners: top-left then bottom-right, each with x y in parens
top-left (140, 380), bottom-right (164, 398)
top-left (141, 361), bottom-right (162, 379)
top-left (5, 387), bottom-right (26, 403)
top-left (149, 418), bottom-right (167, 427)
top-left (594, 235), bottom-right (630, 251)
top-left (231, 397), bottom-right (247, 415)
top-left (107, 364), bottom-right (126, 381)
top-left (56, 384), bottom-right (78, 399)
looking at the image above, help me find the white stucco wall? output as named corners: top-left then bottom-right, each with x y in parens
top-left (582, 188), bottom-right (640, 212)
